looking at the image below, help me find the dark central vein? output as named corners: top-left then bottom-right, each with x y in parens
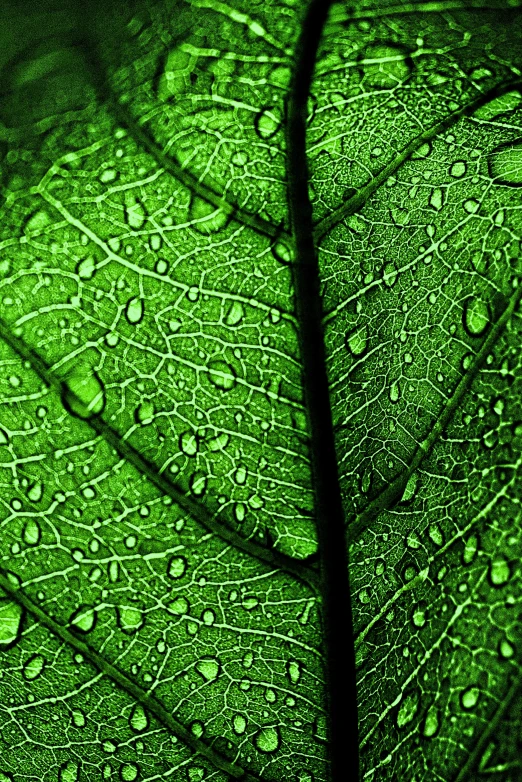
top-left (286, 2), bottom-right (359, 780)
top-left (0, 318), bottom-right (320, 593)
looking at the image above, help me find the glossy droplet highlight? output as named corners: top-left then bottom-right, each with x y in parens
top-left (488, 139), bottom-right (522, 185)
top-left (135, 401), bottom-right (154, 425)
top-left (287, 660), bottom-right (301, 684)
top-left (180, 431), bottom-right (198, 456)
top-left (463, 297), bottom-right (490, 337)
top-left (120, 763), bottom-right (139, 782)
top-left (125, 297), bottom-right (144, 325)
top-left (22, 653), bottom-right (45, 680)
top-left (345, 325), bottom-right (368, 357)
top-left (254, 725), bottom-right (281, 754)
top-left (62, 367), bottom-right (105, 420)
top-left (423, 705), bottom-right (439, 738)
top-left (0, 599), bottom-right (23, 648)
top-left (195, 657), bottom-right (220, 682)
top-left (255, 107), bottom-right (281, 139)
top-left (167, 596), bottom-right (190, 615)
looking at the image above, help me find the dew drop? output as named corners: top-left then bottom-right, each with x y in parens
top-left (120, 763), bottom-right (139, 782)
top-left (450, 160), bottom-right (466, 178)
top-left (382, 262), bottom-right (397, 288)
top-left (208, 360), bottom-right (236, 390)
top-left (460, 685), bottom-right (480, 710)
top-left (59, 761), bottom-right (80, 782)
top-left (463, 198), bottom-right (480, 214)
top-left (125, 297), bottom-right (144, 325)
top-left (0, 600), bottom-right (25, 648)
top-left (168, 556), bottom-right (187, 580)
top-left (389, 380), bottom-right (400, 403)
top-left (242, 595), bottom-right (259, 611)
top-left (345, 325), bottom-right (368, 356)
top-left (25, 210), bottom-right (51, 234)
top-left (62, 367), bottom-right (105, 420)
top-left (26, 481), bottom-right (43, 503)
top-left (412, 605), bottom-right (426, 628)
top-left (271, 239), bottom-right (294, 265)
top-left (233, 714), bottom-right (247, 735)
top-left (225, 300), bottom-right (245, 326)
top-left (23, 653), bottom-right (45, 681)
top-left (180, 431), bottom-right (198, 456)
top-left (396, 691), bottom-right (418, 728)
top-left (23, 519), bottom-right (41, 546)
top-left (116, 605), bottom-right (144, 635)
top-left (167, 596), bottom-right (190, 615)
top-left (195, 657), bottom-right (220, 682)
top-left (428, 523), bottom-right (444, 547)
top-left (72, 709), bottom-right (86, 728)
top-left (0, 428), bottom-right (8, 446)
top-left (135, 400), bottom-right (154, 425)
top-left (489, 556), bottom-right (511, 587)
top-left (429, 187), bottom-right (444, 211)
top-left (254, 725), bottom-right (281, 754)
top-left (129, 703), bottom-right (149, 732)
top-left (463, 297), bottom-right (490, 337)
top-left (125, 197), bottom-right (146, 230)
top-left (463, 534), bottom-right (478, 564)
top-left (76, 256), bottom-right (96, 280)
top-left (488, 139), bottom-right (522, 185)
top-left (287, 660), bottom-right (302, 685)
top-left (422, 705), bottom-right (439, 737)
top-left (189, 471), bottom-right (207, 497)
top-left (70, 605), bottom-right (97, 633)
top-left (255, 107), bottom-right (281, 139)
top-left (499, 638), bottom-right (515, 658)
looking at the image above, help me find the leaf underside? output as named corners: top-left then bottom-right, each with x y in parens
top-left (0, 1), bottom-right (522, 780)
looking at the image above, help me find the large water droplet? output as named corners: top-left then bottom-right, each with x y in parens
top-left (120, 763), bottom-right (139, 782)
top-left (488, 139), bottom-right (522, 185)
top-left (62, 367), bottom-right (105, 420)
top-left (363, 44), bottom-right (411, 88)
top-left (167, 556), bottom-right (187, 580)
top-left (208, 361), bottom-right (236, 390)
top-left (23, 519), bottom-right (41, 546)
top-left (460, 685), bottom-right (480, 710)
top-left (225, 300), bottom-right (245, 326)
top-left (195, 657), bottom-right (220, 682)
top-left (287, 660), bottom-right (302, 684)
top-left (345, 325), bottom-right (368, 357)
top-left (180, 431), bottom-right (198, 456)
top-left (116, 605), bottom-right (144, 635)
top-left (489, 556), bottom-right (511, 587)
top-left (59, 761), bottom-right (80, 782)
top-left (0, 599), bottom-right (23, 648)
top-left (422, 705), bottom-right (439, 737)
top-left (125, 297), bottom-right (144, 325)
top-left (254, 107), bottom-right (281, 139)
top-left (69, 605), bottom-right (96, 633)
top-left (129, 704), bottom-right (149, 732)
top-left (125, 197), bottom-right (146, 230)
top-left (22, 653), bottom-right (45, 680)
top-left (254, 725), bottom-right (281, 754)
top-left (135, 400), bottom-right (154, 425)
top-left (167, 596), bottom-right (190, 615)
top-left (463, 297), bottom-right (490, 337)
top-left (233, 714), bottom-right (247, 734)
top-left (189, 471), bottom-right (207, 497)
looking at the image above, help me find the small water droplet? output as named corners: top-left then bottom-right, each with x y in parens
top-left (460, 685), bottom-right (480, 710)
top-left (428, 523), bottom-right (444, 547)
top-left (23, 653), bottom-right (45, 680)
top-left (463, 198), bottom-right (480, 214)
top-left (287, 660), bottom-right (302, 685)
top-left (62, 366), bottom-right (106, 420)
top-left (180, 431), bottom-right (198, 456)
top-left (168, 556), bottom-right (187, 580)
top-left (254, 725), bottom-right (281, 754)
top-left (412, 604), bottom-right (426, 628)
top-left (23, 519), bottom-right (41, 546)
top-left (499, 638), bottom-right (515, 658)
top-left (233, 714), bottom-right (247, 734)
top-left (429, 187), bottom-right (444, 211)
top-left (189, 471), bottom-right (207, 497)
top-left (125, 197), bottom-right (146, 230)
top-left (189, 197), bottom-right (228, 234)
top-left (254, 107), bottom-right (281, 139)
top-left (345, 325), bottom-right (368, 356)
top-left (72, 709), bottom-right (86, 728)
top-left (463, 297), bottom-right (490, 337)
top-left (76, 256), bottom-right (96, 280)
top-left (195, 657), bottom-right (220, 682)
top-left (208, 361), bottom-right (236, 390)
top-left (135, 400), bottom-right (154, 425)
top-left (26, 481), bottom-right (43, 503)
top-left (389, 380), bottom-right (400, 403)
top-left (116, 605), bottom-right (144, 635)
top-left (25, 210), bottom-right (51, 234)
top-left (129, 704), bottom-right (149, 732)
top-left (382, 262), bottom-right (397, 288)
top-left (125, 297), bottom-right (144, 325)
top-left (242, 595), bottom-right (259, 611)
top-left (70, 605), bottom-right (96, 633)
top-left (489, 556), bottom-right (511, 587)
top-left (271, 239), bottom-right (294, 265)
top-left (450, 160), bottom-right (466, 178)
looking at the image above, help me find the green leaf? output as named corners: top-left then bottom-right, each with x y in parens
top-left (1, 0), bottom-right (522, 780)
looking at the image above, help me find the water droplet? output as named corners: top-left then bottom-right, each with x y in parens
top-left (345, 325), bottom-right (368, 357)
top-left (463, 297), bottom-right (490, 337)
top-left (135, 400), bottom-right (154, 425)
top-left (389, 380), bottom-right (400, 403)
top-left (422, 705), bottom-right (439, 737)
top-left (70, 605), bottom-right (96, 633)
top-left (382, 262), bottom-right (397, 288)
top-left (208, 361), bottom-right (236, 390)
top-left (129, 704), bottom-right (149, 732)
top-left (23, 519), bottom-right (41, 546)
top-left (59, 761), bottom-right (80, 782)
top-left (396, 691), bottom-right (419, 728)
top-left (125, 297), bottom-right (144, 325)
top-left (412, 604), bottom-right (426, 628)
top-left (499, 638), bottom-right (515, 658)
top-left (489, 556), bottom-right (511, 587)
top-left (189, 471), bottom-right (207, 497)
top-left (167, 596), bottom-right (190, 615)
top-left (460, 685), bottom-right (480, 710)
top-left (72, 709), bottom-right (86, 728)
top-left (120, 763), bottom-right (139, 782)
top-left (76, 256), bottom-right (96, 280)
top-left (233, 714), bottom-right (247, 734)
top-left (0, 599), bottom-right (24, 648)
top-left (195, 657), bottom-right (220, 682)
top-left (190, 720), bottom-right (204, 738)
top-left (189, 197), bottom-right (228, 234)
top-left (489, 139), bottom-right (522, 185)
top-left (0, 428), bottom-right (8, 446)
top-left (242, 651), bottom-right (254, 668)
top-left (168, 556), bottom-right (187, 580)
top-left (429, 187), bottom-right (444, 211)
top-left (242, 595), bottom-right (259, 611)
top-left (287, 660), bottom-right (301, 685)
top-left (463, 198), bottom-right (480, 214)
top-left (254, 107), bottom-right (281, 139)
top-left (463, 534), bottom-right (478, 564)
top-left (450, 160), bottom-right (466, 178)
top-left (26, 481), bottom-right (43, 503)
top-left (225, 300), bottom-right (245, 326)
top-left (180, 431), bottom-right (198, 456)
top-left (62, 366), bottom-right (106, 420)
top-left (428, 523), bottom-right (444, 547)
top-left (271, 239), bottom-right (294, 265)
top-left (125, 197), bottom-right (146, 230)
top-left (22, 653), bottom-right (45, 680)
top-left (254, 725), bottom-right (281, 753)
top-left (99, 168), bottom-right (117, 183)
top-left (116, 605), bottom-right (144, 635)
